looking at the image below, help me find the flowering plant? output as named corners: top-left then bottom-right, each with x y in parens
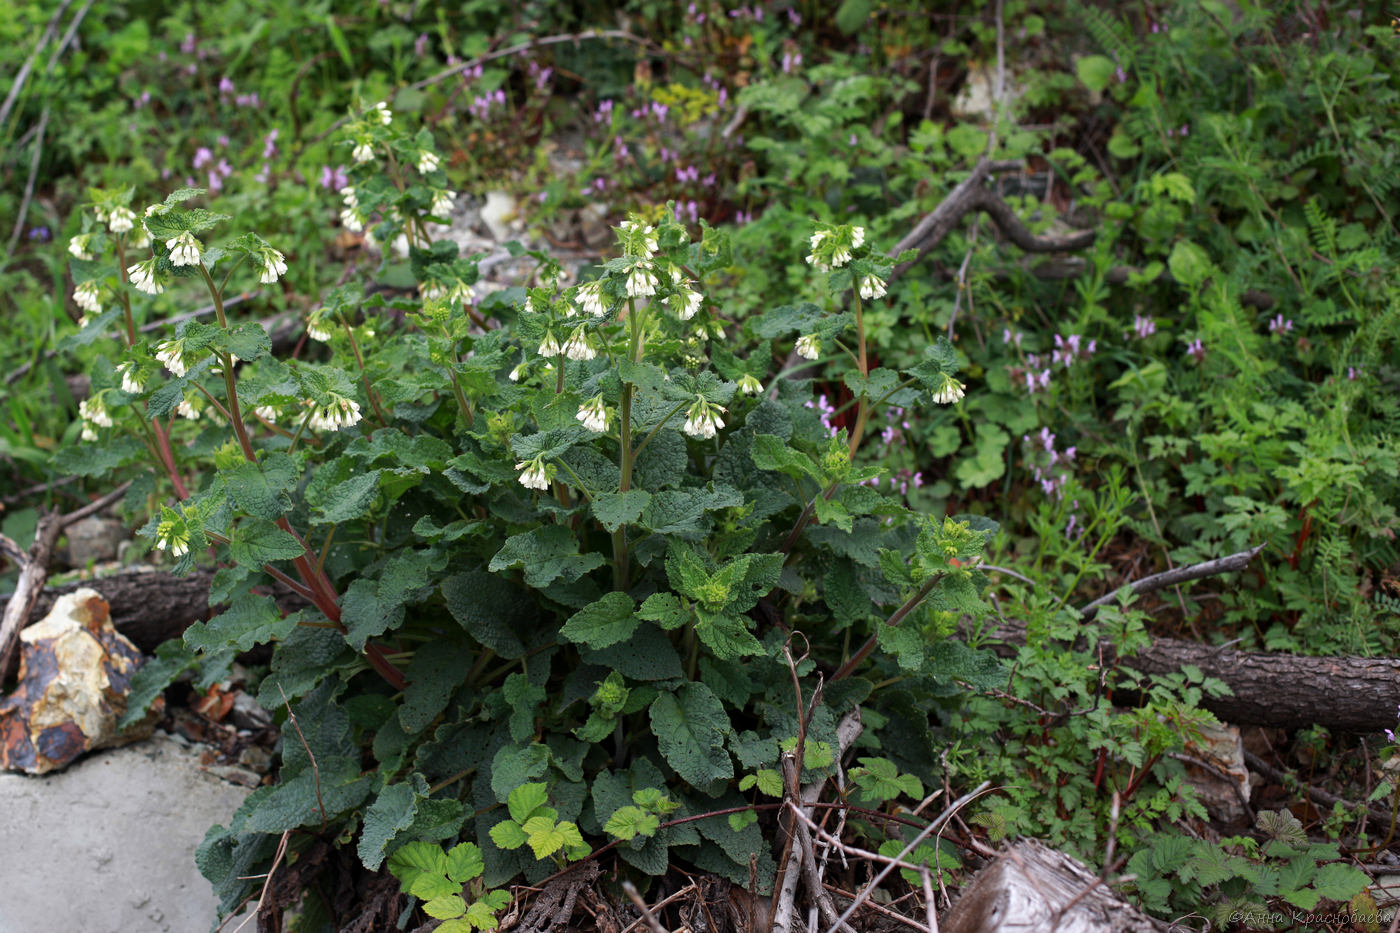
top-left (65, 108), bottom-right (1000, 922)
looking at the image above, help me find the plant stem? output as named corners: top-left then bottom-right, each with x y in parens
top-left (848, 290), bottom-right (870, 456)
top-left (832, 571), bottom-right (947, 681)
top-left (195, 264), bottom-right (405, 691)
top-left (612, 298), bottom-right (644, 592)
top-left (345, 318), bottom-right (388, 427)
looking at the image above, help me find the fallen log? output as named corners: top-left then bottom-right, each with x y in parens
top-left (975, 545), bottom-right (1400, 731)
top-left (27, 568), bottom-right (215, 654)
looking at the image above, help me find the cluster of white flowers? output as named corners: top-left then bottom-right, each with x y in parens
top-left (79, 396), bottom-right (113, 427)
top-left (417, 150), bottom-right (440, 173)
top-left (618, 220), bottom-right (659, 258)
top-left (932, 375), bottom-right (966, 405)
top-left (116, 361), bottom-right (144, 394)
top-left (175, 396), bottom-right (200, 420)
top-left (562, 328), bottom-right (595, 361)
top-left (508, 361), bottom-right (528, 382)
top-left (668, 283), bottom-right (703, 321)
top-left (795, 334), bottom-right (821, 360)
top-left (430, 189), bottom-right (456, 217)
top-left (806, 225), bottom-right (864, 272)
top-left (858, 273), bottom-right (887, 301)
top-left (108, 206), bottom-right (137, 235)
top-left (626, 261), bottom-right (658, 298)
top-left (371, 100), bottom-right (392, 125)
top-left (305, 309), bottom-right (335, 342)
top-left (154, 338), bottom-right (189, 377)
top-left (682, 397), bottom-right (725, 440)
top-left (573, 280), bottom-right (608, 317)
top-left (576, 395), bottom-right (610, 433)
top-left (73, 281), bottom-right (102, 315)
top-left (127, 258), bottom-right (163, 295)
top-left (154, 517), bottom-right (190, 557)
top-left (166, 231), bottom-right (202, 266)
top-left (538, 331), bottom-right (563, 357)
top-left (352, 140), bottom-right (374, 163)
top-left (254, 405), bottom-right (278, 424)
top-left (339, 186), bottom-right (364, 231)
top-left (258, 246), bottom-right (287, 284)
top-left (307, 395), bottom-right (363, 431)
top-left (516, 457), bottom-right (550, 491)
top-left (738, 374), bottom-right (763, 395)
top-left (69, 234), bottom-right (94, 260)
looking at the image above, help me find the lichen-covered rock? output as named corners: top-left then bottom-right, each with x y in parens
top-left (0, 588), bottom-right (161, 774)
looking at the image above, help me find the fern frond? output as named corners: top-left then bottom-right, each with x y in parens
top-left (1277, 140), bottom-right (1339, 179)
top-left (1303, 198), bottom-right (1338, 258)
top-left (1073, 2), bottom-right (1136, 66)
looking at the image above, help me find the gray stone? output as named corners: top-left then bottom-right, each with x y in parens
top-left (0, 731), bottom-right (254, 933)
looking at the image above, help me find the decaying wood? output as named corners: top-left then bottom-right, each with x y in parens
top-left (27, 567), bottom-right (217, 653)
top-left (979, 608), bottom-right (1400, 732)
top-left (971, 545), bottom-right (1400, 731)
top-left (941, 839), bottom-right (1168, 933)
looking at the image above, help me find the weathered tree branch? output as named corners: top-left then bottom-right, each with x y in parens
top-left (0, 481), bottom-right (131, 680)
top-left (1078, 544), bottom-right (1265, 620)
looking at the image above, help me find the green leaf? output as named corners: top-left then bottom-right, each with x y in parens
top-left (223, 322), bottom-right (272, 361)
top-left (489, 525), bottom-right (607, 588)
top-left (388, 840), bottom-right (449, 895)
top-left (359, 778), bottom-right (428, 871)
top-left (649, 684), bottom-right (733, 787)
top-left (503, 673), bottom-right (547, 743)
top-left (693, 610), bottom-right (764, 659)
top-left (118, 640), bottom-right (198, 728)
top-left (639, 485), bottom-right (743, 537)
top-left (605, 806), bottom-right (661, 841)
top-left (424, 894), bottom-right (468, 920)
top-left (400, 640), bottom-right (471, 734)
top-left (591, 490), bottom-right (652, 533)
top-left (507, 782), bottom-right (550, 825)
top-left (442, 571), bottom-right (535, 658)
top-left (638, 592), bottom-right (690, 631)
top-left (1168, 239), bottom-right (1214, 288)
top-left (446, 842), bottom-right (485, 884)
top-left (834, 0), bottom-right (872, 33)
top-left (1310, 862), bottom-right (1368, 902)
top-left (53, 435), bottom-right (145, 477)
top-left (489, 820), bottom-right (528, 851)
top-left (308, 469), bottom-right (381, 524)
top-left (229, 517), bottom-right (305, 567)
top-left (521, 816), bottom-right (568, 859)
top-left (1076, 54), bottom-right (1117, 92)
top-left (876, 619), bottom-right (925, 671)
top-left (751, 435), bottom-right (820, 481)
top-left (559, 592), bottom-right (639, 650)
top-left (581, 625), bottom-right (684, 681)
top-left (463, 891), bottom-right (511, 930)
top-left (184, 597), bottom-right (299, 654)
top-left (223, 453), bottom-right (296, 520)
top-left (491, 746), bottom-right (551, 804)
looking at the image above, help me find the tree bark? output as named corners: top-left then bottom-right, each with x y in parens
top-left (26, 568), bottom-right (216, 654)
top-left (979, 616), bottom-right (1400, 732)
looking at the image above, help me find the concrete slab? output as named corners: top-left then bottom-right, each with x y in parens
top-left (0, 731), bottom-right (254, 933)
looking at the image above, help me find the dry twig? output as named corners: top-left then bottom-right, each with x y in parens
top-left (0, 481), bottom-right (132, 679)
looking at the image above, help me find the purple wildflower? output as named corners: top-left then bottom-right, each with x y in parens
top-left (1268, 314), bottom-right (1293, 334)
